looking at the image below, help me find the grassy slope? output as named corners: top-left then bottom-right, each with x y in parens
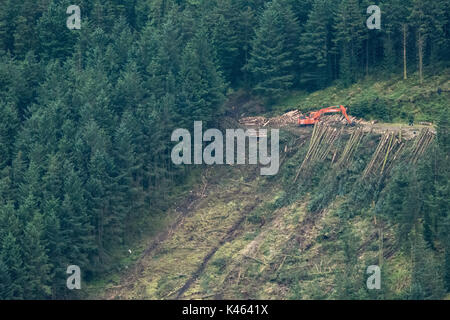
top-left (92, 128), bottom-right (413, 300)
top-left (89, 71), bottom-right (449, 300)
top-left (270, 67), bottom-right (450, 123)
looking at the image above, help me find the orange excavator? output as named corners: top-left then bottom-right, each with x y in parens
top-left (298, 105), bottom-right (353, 126)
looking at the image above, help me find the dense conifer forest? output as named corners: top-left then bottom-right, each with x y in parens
top-left (0, 0), bottom-right (448, 299)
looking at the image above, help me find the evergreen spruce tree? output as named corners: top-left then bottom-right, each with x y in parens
top-left (114, 62), bottom-right (145, 115)
top-left (334, 225), bottom-right (365, 299)
top-left (86, 147), bottom-right (119, 261)
top-left (299, 0), bottom-right (334, 89)
top-left (284, 0), bottom-right (313, 26)
top-left (0, 255), bottom-right (12, 299)
top-left (245, 0), bottom-right (300, 101)
top-left (334, 0), bottom-right (365, 85)
top-left (0, 0), bottom-right (17, 53)
top-left (60, 162), bottom-right (95, 274)
top-left (0, 100), bottom-right (19, 169)
top-left (22, 212), bottom-right (52, 299)
top-left (437, 107), bottom-right (450, 156)
top-left (409, 229), bottom-right (445, 299)
top-left (444, 216), bottom-right (450, 292)
top-left (178, 28), bottom-right (226, 127)
top-left (145, 9), bottom-right (185, 101)
top-left (383, 0), bottom-right (412, 78)
top-left (42, 197), bottom-right (64, 298)
top-left (409, 0), bottom-right (446, 83)
top-left (43, 154), bottom-right (65, 200)
top-left (0, 202), bottom-right (21, 240)
top-left (207, 0), bottom-right (247, 85)
top-left (113, 111), bottom-right (145, 243)
top-left (12, 0), bottom-right (42, 58)
top-left (37, 0), bottom-right (77, 61)
top-left (0, 233), bottom-right (25, 299)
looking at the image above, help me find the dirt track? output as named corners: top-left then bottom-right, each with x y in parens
top-left (241, 113), bottom-right (435, 141)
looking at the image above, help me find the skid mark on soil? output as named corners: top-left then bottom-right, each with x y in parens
top-left (102, 167), bottom-right (269, 299)
top-left (175, 203), bottom-right (257, 299)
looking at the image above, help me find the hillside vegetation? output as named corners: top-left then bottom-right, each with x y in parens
top-left (271, 67), bottom-right (450, 123)
top-left (96, 111), bottom-right (449, 299)
top-left (0, 0), bottom-right (448, 300)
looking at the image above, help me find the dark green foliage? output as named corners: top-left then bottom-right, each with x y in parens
top-left (206, 0), bottom-right (258, 86)
top-left (0, 0), bottom-right (231, 298)
top-left (0, 233), bottom-right (25, 299)
top-left (382, 0), bottom-right (412, 70)
top-left (349, 98), bottom-right (393, 121)
top-left (244, 0), bottom-right (300, 101)
top-left (409, 229), bottom-right (445, 299)
top-left (37, 0), bottom-right (78, 61)
top-left (333, 226), bottom-right (369, 299)
top-left (437, 107), bottom-right (450, 155)
top-left (177, 28), bottom-right (226, 127)
top-left (334, 0), bottom-right (365, 85)
top-left (22, 212), bottom-right (52, 298)
top-left (0, 0), bottom-right (448, 300)
top-left (445, 217), bottom-right (450, 291)
top-left (0, 101), bottom-right (19, 169)
top-left (300, 0), bottom-right (335, 89)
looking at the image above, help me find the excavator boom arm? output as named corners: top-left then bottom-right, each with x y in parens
top-left (299, 105), bottom-right (352, 126)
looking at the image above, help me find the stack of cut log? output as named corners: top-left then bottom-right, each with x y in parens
top-left (264, 110), bottom-right (302, 126)
top-left (239, 116), bottom-right (267, 127)
top-left (294, 122), bottom-right (343, 182)
top-left (336, 127), bottom-right (365, 167)
top-left (239, 110), bottom-right (303, 128)
top-left (239, 110), bottom-right (369, 128)
top-left (363, 131), bottom-right (404, 179)
top-left (410, 128), bottom-right (435, 164)
top-left (320, 114), bottom-right (368, 126)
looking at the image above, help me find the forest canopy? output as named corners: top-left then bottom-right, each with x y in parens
top-left (0, 0), bottom-right (449, 299)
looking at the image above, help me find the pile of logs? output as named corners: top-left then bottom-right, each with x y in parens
top-left (265, 110), bottom-right (302, 126)
top-left (409, 128), bottom-right (435, 164)
top-left (320, 114), bottom-right (369, 126)
top-left (239, 110), bottom-right (303, 128)
top-left (362, 131), bottom-right (404, 179)
top-left (336, 128), bottom-right (365, 167)
top-left (239, 116), bottom-right (267, 127)
top-left (362, 128), bottom-right (434, 179)
top-left (239, 110), bottom-right (375, 128)
top-left (294, 122), bottom-right (343, 182)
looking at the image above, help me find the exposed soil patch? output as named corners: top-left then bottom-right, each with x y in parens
top-left (239, 110), bottom-right (435, 141)
top-left (175, 203), bottom-right (257, 299)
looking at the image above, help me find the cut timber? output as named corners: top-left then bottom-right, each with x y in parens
top-left (239, 110), bottom-right (302, 128)
top-left (410, 128), bottom-right (435, 164)
top-left (294, 122), bottom-right (343, 182)
top-left (246, 129), bottom-right (268, 138)
top-left (239, 116), bottom-right (267, 127)
top-left (336, 127), bottom-right (364, 167)
top-left (363, 131), bottom-right (404, 179)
